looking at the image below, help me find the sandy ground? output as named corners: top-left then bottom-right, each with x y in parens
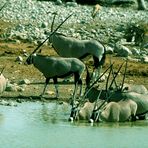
top-left (0, 41), bottom-right (147, 102)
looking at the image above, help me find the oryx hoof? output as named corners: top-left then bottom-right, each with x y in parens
top-left (68, 117), bottom-right (74, 122)
top-left (89, 119), bottom-right (94, 123)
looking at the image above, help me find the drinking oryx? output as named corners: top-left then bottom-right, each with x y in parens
top-left (87, 61), bottom-right (148, 121)
top-left (69, 64), bottom-right (114, 122)
top-left (69, 99), bottom-right (106, 121)
top-left (25, 46), bottom-right (90, 99)
top-left (48, 13), bottom-right (106, 83)
top-left (90, 99), bottom-right (137, 122)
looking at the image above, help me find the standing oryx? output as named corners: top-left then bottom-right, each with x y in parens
top-left (25, 46), bottom-right (90, 99)
top-left (48, 13), bottom-right (106, 83)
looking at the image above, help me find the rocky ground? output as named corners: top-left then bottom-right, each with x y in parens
top-left (0, 0), bottom-right (148, 105)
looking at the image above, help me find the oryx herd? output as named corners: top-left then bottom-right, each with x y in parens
top-left (1, 13), bottom-right (148, 123)
top-left (69, 61), bottom-right (148, 123)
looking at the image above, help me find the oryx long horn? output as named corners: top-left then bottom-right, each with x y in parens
top-left (51, 13), bottom-right (73, 35)
top-left (83, 63), bottom-right (114, 98)
top-left (111, 65), bottom-right (118, 90)
top-left (0, 66), bottom-right (5, 74)
top-left (51, 12), bottom-right (58, 32)
top-left (108, 62), bottom-right (125, 90)
top-left (30, 13), bottom-right (73, 55)
top-left (105, 63), bottom-right (113, 92)
top-left (109, 56), bottom-right (118, 90)
top-left (120, 59), bottom-right (128, 91)
top-left (93, 89), bottom-right (102, 110)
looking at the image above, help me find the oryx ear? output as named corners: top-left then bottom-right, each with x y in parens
top-left (51, 12), bottom-right (58, 32)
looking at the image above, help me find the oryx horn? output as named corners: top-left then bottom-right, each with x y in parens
top-left (83, 63), bottom-right (114, 98)
top-left (108, 62), bottom-right (125, 90)
top-left (120, 59), bottom-right (128, 91)
top-left (30, 13), bottom-right (73, 55)
top-left (51, 12), bottom-right (58, 32)
top-left (105, 63), bottom-right (113, 92)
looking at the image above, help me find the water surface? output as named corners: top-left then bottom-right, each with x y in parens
top-left (0, 101), bottom-right (147, 148)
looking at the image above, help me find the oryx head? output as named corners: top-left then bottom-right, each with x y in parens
top-left (26, 53), bottom-right (37, 65)
top-left (69, 105), bottom-right (80, 121)
top-left (89, 109), bottom-right (100, 123)
top-left (25, 44), bottom-right (39, 65)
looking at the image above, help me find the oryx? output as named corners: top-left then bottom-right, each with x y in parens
top-left (88, 61), bottom-right (148, 122)
top-left (68, 63), bottom-right (114, 122)
top-left (90, 99), bottom-right (137, 122)
top-left (25, 44), bottom-right (90, 99)
top-left (48, 13), bottom-right (106, 83)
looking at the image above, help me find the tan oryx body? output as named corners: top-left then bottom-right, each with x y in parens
top-left (0, 74), bottom-right (7, 93)
top-left (26, 54), bottom-right (87, 98)
top-left (87, 88), bottom-right (148, 119)
top-left (69, 99), bottom-right (105, 121)
top-left (99, 99), bottom-right (137, 122)
top-left (85, 61), bottom-right (148, 119)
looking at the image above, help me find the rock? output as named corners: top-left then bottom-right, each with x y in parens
top-left (106, 46), bottom-right (114, 54)
top-left (0, 100), bottom-right (8, 106)
top-left (66, 2), bottom-right (77, 7)
top-left (0, 100), bottom-right (17, 106)
top-left (6, 82), bottom-right (25, 92)
top-left (116, 44), bottom-right (132, 57)
top-left (41, 22), bottom-right (48, 28)
top-left (18, 79), bottom-right (31, 85)
top-left (6, 83), bottom-right (18, 92)
top-left (0, 0), bottom-right (147, 54)
top-left (55, 0), bottom-right (63, 5)
top-left (111, 0), bottom-right (135, 4)
top-left (15, 56), bottom-right (23, 62)
top-left (132, 48), bottom-right (140, 56)
top-left (141, 56), bottom-right (148, 63)
top-left (45, 91), bottom-right (55, 95)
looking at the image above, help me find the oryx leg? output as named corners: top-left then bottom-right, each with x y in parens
top-left (53, 77), bottom-right (59, 98)
top-left (72, 73), bottom-right (80, 100)
top-left (78, 78), bottom-right (83, 97)
top-left (92, 56), bottom-right (102, 82)
top-left (131, 114), bottom-right (136, 121)
top-left (40, 78), bottom-right (50, 97)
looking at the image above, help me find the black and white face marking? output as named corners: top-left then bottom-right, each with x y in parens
top-left (26, 54), bottom-right (36, 65)
top-left (90, 109), bottom-right (99, 123)
top-left (69, 106), bottom-right (79, 121)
